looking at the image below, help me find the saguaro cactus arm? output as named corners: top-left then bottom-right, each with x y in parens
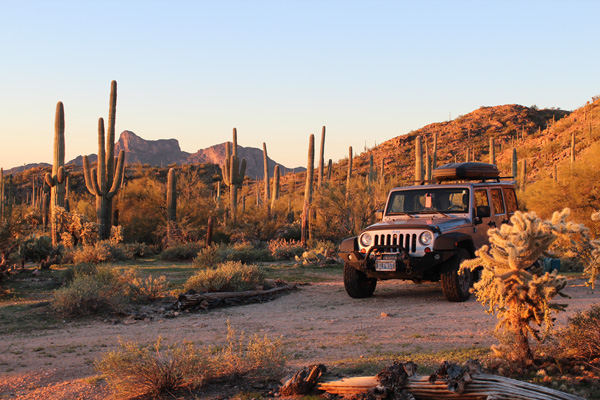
top-left (107, 150), bottom-right (126, 199)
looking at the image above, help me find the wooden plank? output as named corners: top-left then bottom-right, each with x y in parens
top-left (318, 374), bottom-right (585, 400)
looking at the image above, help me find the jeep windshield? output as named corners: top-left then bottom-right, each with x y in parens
top-left (386, 188), bottom-right (470, 215)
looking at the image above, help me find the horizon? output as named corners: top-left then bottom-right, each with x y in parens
top-left (1, 1), bottom-right (599, 170)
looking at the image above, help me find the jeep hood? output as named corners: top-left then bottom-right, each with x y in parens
top-left (363, 217), bottom-right (471, 234)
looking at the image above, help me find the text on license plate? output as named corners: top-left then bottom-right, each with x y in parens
top-left (375, 260), bottom-right (396, 271)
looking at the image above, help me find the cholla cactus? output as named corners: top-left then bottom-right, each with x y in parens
top-left (461, 208), bottom-right (594, 363)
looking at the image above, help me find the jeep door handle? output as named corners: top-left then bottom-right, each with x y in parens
top-left (488, 221), bottom-right (496, 227)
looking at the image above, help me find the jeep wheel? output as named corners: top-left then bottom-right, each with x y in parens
top-left (441, 248), bottom-right (472, 302)
top-left (344, 263), bottom-right (377, 298)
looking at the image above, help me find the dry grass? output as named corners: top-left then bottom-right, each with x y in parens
top-left (96, 323), bottom-right (285, 399)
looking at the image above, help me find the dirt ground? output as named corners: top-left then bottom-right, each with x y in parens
top-left (0, 275), bottom-right (598, 399)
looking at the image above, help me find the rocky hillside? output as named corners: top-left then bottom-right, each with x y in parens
top-left (340, 100), bottom-right (600, 186)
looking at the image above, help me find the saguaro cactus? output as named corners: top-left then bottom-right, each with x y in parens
top-left (263, 142), bottom-right (270, 203)
top-left (415, 136), bottom-right (423, 182)
top-left (0, 168), bottom-right (4, 221)
top-left (301, 134), bottom-right (315, 247)
top-left (83, 81), bottom-right (126, 240)
top-left (570, 131), bottom-right (576, 164)
top-left (221, 128), bottom-right (246, 222)
top-left (318, 126), bottom-right (326, 188)
top-left (432, 132), bottom-right (438, 171)
top-left (489, 137), bottom-right (496, 165)
top-left (44, 102), bottom-right (68, 246)
top-left (271, 164), bottom-right (280, 211)
top-left (167, 167), bottom-right (177, 223)
top-left (511, 147), bottom-right (518, 179)
top-left (346, 146), bottom-right (353, 188)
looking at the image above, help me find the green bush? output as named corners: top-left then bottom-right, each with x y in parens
top-left (18, 235), bottom-right (53, 262)
top-left (159, 242), bottom-right (202, 261)
top-left (184, 261), bottom-right (266, 293)
top-left (559, 304), bottom-right (600, 362)
top-left (96, 338), bottom-right (205, 399)
top-left (122, 242), bottom-right (153, 259)
top-left (70, 241), bottom-right (127, 264)
top-left (52, 267), bottom-right (128, 316)
top-left (96, 325), bottom-right (285, 399)
top-left (52, 267), bottom-right (168, 316)
top-left (193, 242), bottom-right (271, 267)
top-left (268, 238), bottom-right (304, 260)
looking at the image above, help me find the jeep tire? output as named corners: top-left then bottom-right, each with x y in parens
top-left (440, 248), bottom-right (472, 302)
top-left (344, 263), bottom-right (377, 298)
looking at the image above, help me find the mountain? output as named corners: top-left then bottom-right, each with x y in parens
top-left (66, 131), bottom-right (304, 179)
top-left (343, 103), bottom-right (593, 185)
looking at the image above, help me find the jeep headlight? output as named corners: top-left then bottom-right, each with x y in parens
top-left (360, 233), bottom-right (372, 247)
top-left (419, 231), bottom-right (433, 246)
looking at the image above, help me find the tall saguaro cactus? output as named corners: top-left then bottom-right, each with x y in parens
top-left (44, 102), bottom-right (68, 246)
top-left (301, 134), bottom-right (315, 247)
top-left (489, 137), bottom-right (496, 165)
top-left (511, 147), bottom-right (518, 179)
top-left (271, 164), bottom-right (280, 211)
top-left (415, 136), bottom-right (424, 183)
top-left (83, 80), bottom-right (126, 240)
top-left (221, 128), bottom-right (246, 222)
top-left (0, 168), bottom-right (4, 221)
top-left (167, 168), bottom-right (177, 223)
top-left (318, 126), bottom-right (326, 188)
top-left (263, 142), bottom-right (270, 203)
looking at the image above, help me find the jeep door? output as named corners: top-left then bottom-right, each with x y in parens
top-left (473, 188), bottom-right (493, 248)
top-left (490, 188), bottom-right (509, 228)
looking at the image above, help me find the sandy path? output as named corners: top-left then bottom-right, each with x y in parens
top-left (0, 276), bottom-right (597, 399)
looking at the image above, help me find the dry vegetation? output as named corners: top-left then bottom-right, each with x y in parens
top-left (1, 93), bottom-right (600, 398)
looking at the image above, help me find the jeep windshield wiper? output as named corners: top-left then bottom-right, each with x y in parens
top-left (414, 210), bottom-right (449, 217)
top-left (388, 212), bottom-right (414, 218)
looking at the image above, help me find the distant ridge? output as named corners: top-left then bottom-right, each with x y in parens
top-left (66, 130), bottom-right (304, 179)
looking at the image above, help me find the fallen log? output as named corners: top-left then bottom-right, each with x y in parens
top-left (319, 374), bottom-right (584, 400)
top-left (174, 284), bottom-right (297, 310)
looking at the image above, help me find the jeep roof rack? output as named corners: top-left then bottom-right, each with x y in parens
top-left (432, 162), bottom-right (505, 182)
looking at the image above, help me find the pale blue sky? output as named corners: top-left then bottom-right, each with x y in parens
top-left (1, 0), bottom-right (599, 170)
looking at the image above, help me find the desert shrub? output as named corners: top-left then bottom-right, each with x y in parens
top-left (96, 338), bottom-right (206, 399)
top-left (71, 241), bottom-right (127, 264)
top-left (184, 261), bottom-right (266, 293)
top-left (194, 244), bottom-right (220, 267)
top-left (559, 304), bottom-right (600, 362)
top-left (122, 242), bottom-right (153, 259)
top-left (193, 242), bottom-right (271, 267)
top-left (52, 267), bottom-right (168, 316)
top-left (96, 325), bottom-right (285, 399)
top-left (160, 242), bottom-right (203, 261)
top-left (313, 179), bottom-right (386, 242)
top-left (52, 267), bottom-right (128, 316)
top-left (19, 235), bottom-right (53, 262)
top-left (268, 238), bottom-right (304, 260)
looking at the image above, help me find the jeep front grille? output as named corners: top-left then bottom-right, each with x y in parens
top-left (373, 233), bottom-right (417, 253)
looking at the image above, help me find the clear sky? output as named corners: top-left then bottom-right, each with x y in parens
top-left (1, 0), bottom-right (599, 171)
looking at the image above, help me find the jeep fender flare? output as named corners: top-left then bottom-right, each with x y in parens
top-left (433, 232), bottom-right (475, 256)
top-left (340, 237), bottom-right (358, 252)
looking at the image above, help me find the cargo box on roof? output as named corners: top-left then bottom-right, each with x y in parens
top-left (433, 162), bottom-right (500, 182)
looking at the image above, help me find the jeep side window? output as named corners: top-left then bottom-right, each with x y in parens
top-left (474, 189), bottom-right (490, 209)
top-left (503, 187), bottom-right (518, 216)
top-left (491, 188), bottom-right (505, 215)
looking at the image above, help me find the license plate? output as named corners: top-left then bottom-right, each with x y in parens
top-left (375, 260), bottom-right (396, 271)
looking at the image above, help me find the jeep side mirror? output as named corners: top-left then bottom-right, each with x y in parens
top-left (375, 209), bottom-right (384, 221)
